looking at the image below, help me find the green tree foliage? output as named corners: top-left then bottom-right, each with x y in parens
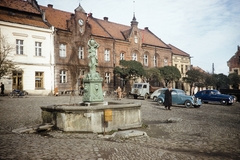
top-left (228, 73), bottom-right (240, 89)
top-left (204, 73), bottom-right (217, 89)
top-left (158, 66), bottom-right (181, 86)
top-left (215, 73), bottom-right (229, 89)
top-left (144, 67), bottom-right (162, 83)
top-left (0, 35), bottom-right (16, 79)
top-left (113, 60), bottom-right (146, 82)
top-left (183, 69), bottom-right (203, 95)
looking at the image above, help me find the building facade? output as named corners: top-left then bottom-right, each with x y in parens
top-left (168, 44), bottom-right (191, 94)
top-left (41, 3), bottom-right (172, 93)
top-left (227, 45), bottom-right (240, 75)
top-left (0, 0), bottom-right (54, 95)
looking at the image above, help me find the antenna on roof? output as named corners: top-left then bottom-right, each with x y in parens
top-left (133, 0), bottom-right (135, 16)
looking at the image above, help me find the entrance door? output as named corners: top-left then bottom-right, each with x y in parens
top-left (12, 71), bottom-right (23, 90)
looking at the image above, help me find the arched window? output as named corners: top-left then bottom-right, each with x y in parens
top-left (132, 52), bottom-right (137, 61)
top-left (120, 52), bottom-right (125, 60)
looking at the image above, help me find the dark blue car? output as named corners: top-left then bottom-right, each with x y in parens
top-left (194, 90), bottom-right (235, 105)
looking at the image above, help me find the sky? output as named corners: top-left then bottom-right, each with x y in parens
top-left (38, 0), bottom-right (240, 75)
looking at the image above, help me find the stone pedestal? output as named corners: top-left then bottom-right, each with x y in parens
top-left (82, 72), bottom-right (103, 103)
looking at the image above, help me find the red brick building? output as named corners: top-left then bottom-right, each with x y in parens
top-left (227, 46), bottom-right (240, 75)
top-left (41, 3), bottom-right (172, 93)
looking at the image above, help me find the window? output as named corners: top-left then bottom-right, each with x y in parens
top-left (185, 65), bottom-right (188, 72)
top-left (144, 54), bottom-right (148, 66)
top-left (181, 65), bottom-right (183, 73)
top-left (120, 52), bottom-right (124, 60)
top-left (132, 52), bottom-right (137, 61)
top-left (104, 49), bottom-right (110, 61)
top-left (35, 42), bottom-right (42, 56)
top-left (59, 44), bottom-right (66, 57)
top-left (154, 55), bottom-right (157, 67)
top-left (105, 72), bottom-right (110, 84)
top-left (134, 31), bottom-right (138, 43)
top-left (164, 58), bottom-right (168, 66)
top-left (35, 72), bottom-right (44, 88)
top-left (78, 46), bottom-right (84, 59)
top-left (60, 70), bottom-right (67, 83)
top-left (16, 39), bottom-right (24, 55)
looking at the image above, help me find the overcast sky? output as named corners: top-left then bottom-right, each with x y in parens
top-left (38, 0), bottom-right (240, 75)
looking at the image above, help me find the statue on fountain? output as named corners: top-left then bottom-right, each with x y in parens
top-left (82, 38), bottom-right (104, 102)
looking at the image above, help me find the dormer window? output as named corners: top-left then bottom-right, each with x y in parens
top-left (134, 31), bottom-right (138, 43)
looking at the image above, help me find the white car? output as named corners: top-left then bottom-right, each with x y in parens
top-left (150, 88), bottom-right (164, 101)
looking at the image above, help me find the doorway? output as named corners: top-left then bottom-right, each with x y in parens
top-left (12, 71), bottom-right (23, 90)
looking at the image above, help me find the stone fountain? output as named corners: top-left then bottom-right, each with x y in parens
top-left (40, 38), bottom-right (142, 133)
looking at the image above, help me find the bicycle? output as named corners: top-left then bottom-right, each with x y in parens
top-left (8, 89), bottom-right (28, 98)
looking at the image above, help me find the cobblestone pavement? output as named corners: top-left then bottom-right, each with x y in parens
top-left (0, 95), bottom-right (239, 160)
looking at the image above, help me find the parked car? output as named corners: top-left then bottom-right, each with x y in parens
top-left (156, 88), bottom-right (202, 108)
top-left (150, 88), bottom-right (164, 101)
top-left (194, 90), bottom-right (235, 105)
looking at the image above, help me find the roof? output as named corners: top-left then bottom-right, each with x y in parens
top-left (168, 44), bottom-right (190, 57)
top-left (0, 0), bottom-right (40, 14)
top-left (192, 66), bottom-right (206, 73)
top-left (0, 0), bottom-right (49, 28)
top-left (40, 5), bottom-right (71, 30)
top-left (39, 4), bottom-right (169, 48)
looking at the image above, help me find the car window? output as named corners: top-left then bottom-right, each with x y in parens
top-left (178, 90), bottom-right (185, 95)
top-left (143, 85), bottom-right (147, 88)
top-left (171, 90), bottom-right (177, 95)
top-left (137, 84), bottom-right (142, 88)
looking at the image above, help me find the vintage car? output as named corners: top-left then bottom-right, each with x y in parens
top-left (150, 88), bottom-right (165, 101)
top-left (156, 88), bottom-right (202, 108)
top-left (194, 90), bottom-right (235, 105)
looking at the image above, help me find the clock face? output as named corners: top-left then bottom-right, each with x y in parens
top-left (78, 19), bottom-right (84, 26)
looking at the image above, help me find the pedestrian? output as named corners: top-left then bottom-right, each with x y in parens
top-left (116, 86), bottom-right (122, 100)
top-left (0, 82), bottom-right (4, 96)
top-left (164, 85), bottom-right (172, 110)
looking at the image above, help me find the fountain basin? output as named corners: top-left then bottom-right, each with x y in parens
top-left (40, 101), bottom-right (142, 133)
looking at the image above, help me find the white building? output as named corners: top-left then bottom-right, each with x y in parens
top-left (0, 0), bottom-right (54, 95)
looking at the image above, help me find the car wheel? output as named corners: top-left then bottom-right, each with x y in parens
top-left (185, 100), bottom-right (192, 108)
top-left (153, 96), bottom-right (157, 101)
top-left (157, 99), bottom-right (164, 105)
top-left (220, 99), bottom-right (227, 105)
top-left (134, 95), bottom-right (138, 99)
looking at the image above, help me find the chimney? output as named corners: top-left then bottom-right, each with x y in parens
top-left (144, 27), bottom-right (149, 30)
top-left (88, 13), bottom-right (93, 18)
top-left (42, 9), bottom-right (46, 22)
top-left (238, 45), bottom-right (240, 51)
top-left (103, 17), bottom-right (108, 21)
top-left (48, 4), bottom-right (53, 8)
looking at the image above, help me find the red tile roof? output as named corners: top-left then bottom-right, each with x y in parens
top-left (168, 44), bottom-right (190, 57)
top-left (39, 4), bottom-right (169, 48)
top-left (0, 0), bottom-right (40, 14)
top-left (0, 0), bottom-right (49, 28)
top-left (40, 5), bottom-right (71, 30)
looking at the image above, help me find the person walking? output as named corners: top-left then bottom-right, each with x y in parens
top-left (116, 86), bottom-right (122, 100)
top-left (164, 86), bottom-right (172, 110)
top-left (0, 82), bottom-right (4, 96)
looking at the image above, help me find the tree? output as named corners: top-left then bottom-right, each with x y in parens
top-left (204, 73), bottom-right (217, 89)
top-left (215, 73), bottom-right (229, 89)
top-left (158, 66), bottom-right (181, 87)
top-left (0, 35), bottom-right (16, 79)
top-left (183, 69), bottom-right (203, 95)
top-left (113, 60), bottom-right (145, 88)
top-left (144, 67), bottom-right (162, 85)
top-left (228, 73), bottom-right (240, 89)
